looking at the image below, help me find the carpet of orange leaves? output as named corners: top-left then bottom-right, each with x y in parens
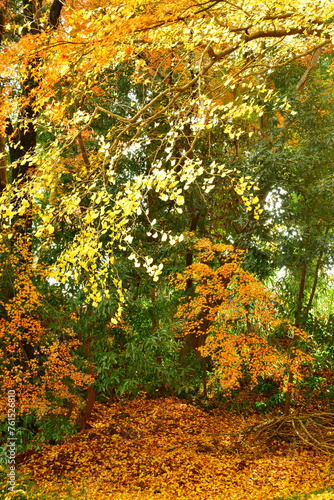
top-left (18, 397), bottom-right (334, 500)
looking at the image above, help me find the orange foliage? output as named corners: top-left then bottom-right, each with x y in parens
top-left (16, 397), bottom-right (334, 500)
top-left (173, 239), bottom-right (311, 392)
top-left (0, 234), bottom-right (93, 419)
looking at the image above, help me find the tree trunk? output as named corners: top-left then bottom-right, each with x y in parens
top-left (76, 335), bottom-right (96, 430)
top-left (150, 287), bottom-right (158, 331)
top-left (305, 227), bottom-right (329, 316)
top-left (284, 263), bottom-right (307, 415)
top-left (283, 371), bottom-right (294, 416)
top-left (0, 135), bottom-right (6, 193)
top-left (76, 384), bottom-right (96, 431)
top-left (0, 3), bottom-right (7, 193)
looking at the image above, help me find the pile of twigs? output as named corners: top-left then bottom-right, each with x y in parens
top-left (239, 412), bottom-right (334, 454)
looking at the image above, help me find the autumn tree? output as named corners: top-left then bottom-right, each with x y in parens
top-left (0, 0), bottom-right (333, 436)
top-left (0, 0), bottom-right (96, 436)
top-left (221, 56), bottom-right (334, 411)
top-left (0, 0), bottom-right (332, 305)
top-left (0, 235), bottom-right (94, 445)
top-left (173, 239), bottom-right (312, 404)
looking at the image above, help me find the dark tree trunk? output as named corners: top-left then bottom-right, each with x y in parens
top-left (6, 0), bottom-right (64, 184)
top-left (0, 2), bottom-right (7, 192)
top-left (0, 135), bottom-right (6, 193)
top-left (76, 335), bottom-right (96, 430)
top-left (284, 263), bottom-right (307, 415)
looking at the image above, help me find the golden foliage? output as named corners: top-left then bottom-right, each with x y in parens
top-left (15, 397), bottom-right (334, 500)
top-left (173, 239), bottom-right (311, 391)
top-left (0, 0), bottom-right (333, 308)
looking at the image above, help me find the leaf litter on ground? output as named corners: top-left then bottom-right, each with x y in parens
top-left (17, 397), bottom-right (334, 500)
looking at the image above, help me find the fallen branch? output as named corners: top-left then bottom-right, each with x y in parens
top-left (238, 412), bottom-right (334, 454)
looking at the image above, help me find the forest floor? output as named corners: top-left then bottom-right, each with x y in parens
top-left (8, 397), bottom-right (334, 500)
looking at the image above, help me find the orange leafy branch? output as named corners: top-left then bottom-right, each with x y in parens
top-left (173, 238), bottom-right (312, 392)
top-left (0, 233), bottom-right (93, 420)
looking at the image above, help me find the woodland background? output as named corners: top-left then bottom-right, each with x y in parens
top-left (0, 0), bottom-right (334, 498)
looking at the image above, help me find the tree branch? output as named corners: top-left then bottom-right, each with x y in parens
top-left (77, 132), bottom-right (91, 168)
top-left (305, 227), bottom-right (330, 314)
top-left (296, 46), bottom-right (323, 91)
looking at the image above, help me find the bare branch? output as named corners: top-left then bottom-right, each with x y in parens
top-left (296, 46), bottom-right (323, 91)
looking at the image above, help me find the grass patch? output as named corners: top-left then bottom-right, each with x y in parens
top-left (0, 466), bottom-right (88, 500)
top-left (277, 486), bottom-right (334, 500)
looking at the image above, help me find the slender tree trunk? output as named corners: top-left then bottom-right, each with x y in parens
top-left (284, 52), bottom-right (324, 416)
top-left (284, 371), bottom-right (294, 416)
top-left (305, 228), bottom-right (329, 316)
top-left (284, 263), bottom-right (307, 415)
top-left (150, 287), bottom-right (158, 331)
top-left (178, 214), bottom-right (211, 395)
top-left (0, 1), bottom-right (7, 43)
top-left (285, 229), bottom-right (329, 414)
top-left (185, 211), bottom-right (200, 288)
top-left (76, 384), bottom-right (96, 431)
top-left (0, 3), bottom-right (7, 194)
top-left (0, 135), bottom-right (6, 193)
top-left (296, 47), bottom-right (323, 91)
top-left (76, 335), bottom-right (96, 430)
top-left (295, 263), bottom-right (307, 327)
top-left (179, 212), bottom-right (206, 372)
